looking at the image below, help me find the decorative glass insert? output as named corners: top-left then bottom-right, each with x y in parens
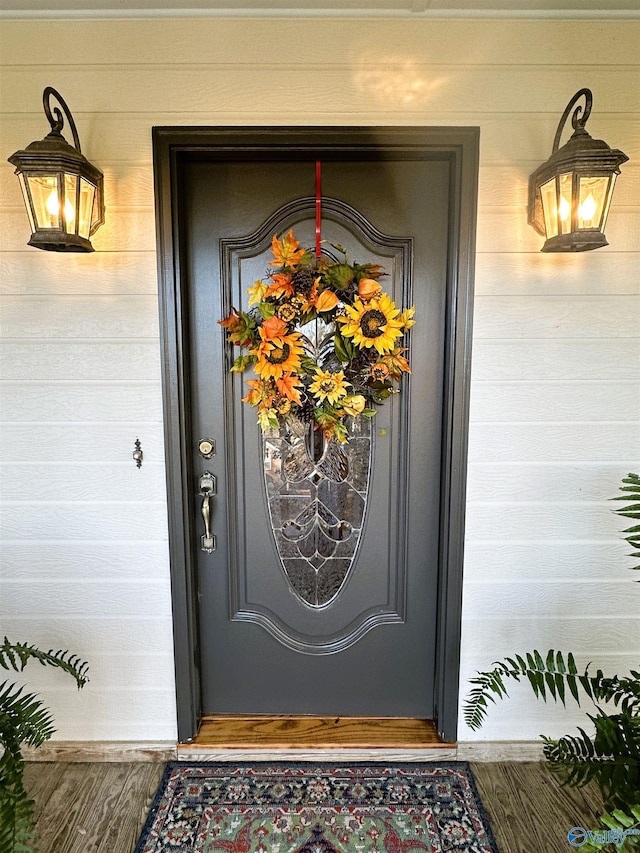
top-left (263, 315), bottom-right (373, 607)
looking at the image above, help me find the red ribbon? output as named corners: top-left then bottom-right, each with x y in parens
top-left (315, 160), bottom-right (322, 259)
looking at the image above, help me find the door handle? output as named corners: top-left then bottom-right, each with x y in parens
top-left (199, 471), bottom-right (216, 553)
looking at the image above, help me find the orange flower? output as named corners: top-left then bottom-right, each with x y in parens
top-left (370, 362), bottom-right (390, 381)
top-left (269, 230), bottom-right (307, 269)
top-left (266, 273), bottom-right (294, 300)
top-left (259, 315), bottom-right (289, 341)
top-left (358, 278), bottom-right (382, 301)
top-left (254, 331), bottom-right (305, 380)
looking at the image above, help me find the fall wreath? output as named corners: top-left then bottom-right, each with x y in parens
top-left (219, 230), bottom-right (415, 443)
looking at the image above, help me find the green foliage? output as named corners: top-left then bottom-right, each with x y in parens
top-left (465, 653), bottom-right (640, 733)
top-left (0, 789), bottom-right (35, 853)
top-left (612, 472), bottom-right (640, 573)
top-left (464, 474), bottom-right (640, 842)
top-left (0, 639), bottom-right (88, 853)
top-left (542, 707), bottom-right (640, 810)
top-left (0, 638), bottom-right (89, 689)
top-left (578, 804), bottom-right (640, 851)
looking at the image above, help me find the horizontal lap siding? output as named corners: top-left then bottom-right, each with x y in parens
top-left (0, 17), bottom-right (638, 742)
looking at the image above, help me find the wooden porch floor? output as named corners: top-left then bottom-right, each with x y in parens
top-left (24, 760), bottom-right (603, 852)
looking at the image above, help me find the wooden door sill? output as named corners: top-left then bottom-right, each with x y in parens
top-left (181, 716), bottom-right (453, 750)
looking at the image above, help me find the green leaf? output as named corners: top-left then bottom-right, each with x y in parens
top-left (544, 671), bottom-right (558, 699)
top-left (333, 332), bottom-right (354, 363)
top-left (230, 354), bottom-right (255, 374)
top-left (516, 654), bottom-right (528, 672)
top-left (567, 652), bottom-right (578, 675)
top-left (0, 638), bottom-right (89, 688)
top-left (258, 301), bottom-right (276, 320)
top-left (526, 670), bottom-right (544, 700)
top-left (300, 356), bottom-right (319, 375)
top-left (324, 263), bottom-right (354, 291)
top-left (567, 674), bottom-right (580, 704)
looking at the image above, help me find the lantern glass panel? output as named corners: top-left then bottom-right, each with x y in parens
top-left (17, 173), bottom-right (36, 232)
top-left (28, 174), bottom-right (60, 229)
top-left (600, 173), bottom-right (616, 232)
top-left (78, 177), bottom-right (96, 240)
top-left (578, 175), bottom-right (609, 230)
top-left (558, 173), bottom-right (573, 235)
top-left (63, 173), bottom-right (78, 233)
top-left (540, 178), bottom-right (559, 238)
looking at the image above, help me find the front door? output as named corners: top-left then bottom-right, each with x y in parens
top-left (153, 128), bottom-right (478, 741)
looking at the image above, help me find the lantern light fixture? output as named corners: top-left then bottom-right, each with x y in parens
top-left (8, 86), bottom-right (105, 252)
top-left (528, 88), bottom-right (628, 252)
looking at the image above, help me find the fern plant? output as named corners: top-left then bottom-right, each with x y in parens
top-left (613, 472), bottom-right (640, 574)
top-left (463, 474), bottom-right (640, 851)
top-left (0, 638), bottom-right (88, 853)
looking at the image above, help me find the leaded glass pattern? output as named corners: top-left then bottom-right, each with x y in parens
top-left (262, 313), bottom-right (373, 607)
top-left (264, 414), bottom-right (372, 607)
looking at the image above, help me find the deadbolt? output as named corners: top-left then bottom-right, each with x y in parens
top-left (198, 438), bottom-right (216, 459)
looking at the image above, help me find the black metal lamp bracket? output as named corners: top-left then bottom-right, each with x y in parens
top-left (42, 86), bottom-right (82, 151)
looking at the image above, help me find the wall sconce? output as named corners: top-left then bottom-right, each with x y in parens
top-left (528, 88), bottom-right (628, 252)
top-left (8, 87), bottom-right (105, 252)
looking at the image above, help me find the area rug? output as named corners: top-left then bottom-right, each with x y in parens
top-left (134, 762), bottom-right (498, 852)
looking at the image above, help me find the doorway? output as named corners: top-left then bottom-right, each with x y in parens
top-left (152, 127), bottom-right (478, 743)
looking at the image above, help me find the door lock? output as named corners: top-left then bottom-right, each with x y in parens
top-left (199, 471), bottom-right (217, 553)
top-left (198, 438), bottom-right (216, 459)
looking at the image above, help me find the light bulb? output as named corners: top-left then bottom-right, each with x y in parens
top-left (559, 195), bottom-right (570, 222)
top-left (45, 189), bottom-right (75, 226)
top-left (579, 193), bottom-right (597, 226)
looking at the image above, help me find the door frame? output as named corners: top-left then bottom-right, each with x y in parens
top-left (152, 126), bottom-right (479, 743)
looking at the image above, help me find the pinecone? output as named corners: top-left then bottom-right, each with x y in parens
top-left (297, 397), bottom-right (316, 423)
top-left (292, 268), bottom-right (318, 296)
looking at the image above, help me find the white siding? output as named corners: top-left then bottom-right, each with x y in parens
top-left (0, 17), bottom-right (638, 742)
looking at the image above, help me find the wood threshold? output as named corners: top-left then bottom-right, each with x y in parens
top-left (183, 716), bottom-right (454, 750)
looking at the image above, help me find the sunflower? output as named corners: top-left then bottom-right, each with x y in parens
top-left (337, 292), bottom-right (404, 355)
top-left (253, 331), bottom-right (305, 381)
top-left (309, 369), bottom-right (351, 405)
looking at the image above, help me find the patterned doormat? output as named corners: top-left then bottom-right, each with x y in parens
top-left (134, 762), bottom-right (498, 852)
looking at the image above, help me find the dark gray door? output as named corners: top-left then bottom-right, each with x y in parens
top-left (183, 154), bottom-right (450, 717)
